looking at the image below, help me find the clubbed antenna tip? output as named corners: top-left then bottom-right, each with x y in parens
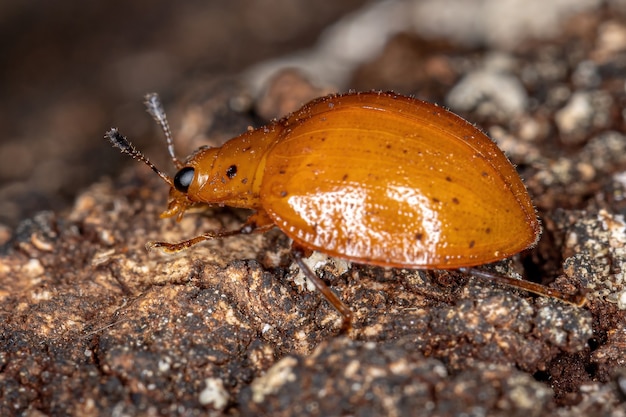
top-left (105, 128), bottom-right (174, 187)
top-left (143, 93), bottom-right (181, 168)
top-left (106, 128), bottom-right (134, 152)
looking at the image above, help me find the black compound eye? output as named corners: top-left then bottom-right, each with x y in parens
top-left (226, 164), bottom-right (237, 179)
top-left (174, 167), bottom-right (195, 193)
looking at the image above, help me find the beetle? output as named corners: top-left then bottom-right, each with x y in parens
top-left (106, 91), bottom-right (585, 323)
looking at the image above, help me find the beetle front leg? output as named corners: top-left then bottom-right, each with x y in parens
top-left (146, 211), bottom-right (275, 253)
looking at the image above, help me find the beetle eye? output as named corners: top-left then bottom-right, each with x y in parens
top-left (174, 167), bottom-right (195, 193)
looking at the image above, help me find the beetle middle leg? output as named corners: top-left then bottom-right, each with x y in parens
top-left (291, 245), bottom-right (353, 329)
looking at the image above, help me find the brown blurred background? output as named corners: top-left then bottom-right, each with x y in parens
top-left (0, 0), bottom-right (366, 227)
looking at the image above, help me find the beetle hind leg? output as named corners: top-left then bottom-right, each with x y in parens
top-left (459, 267), bottom-right (588, 306)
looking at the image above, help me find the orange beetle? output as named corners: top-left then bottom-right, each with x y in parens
top-left (106, 91), bottom-right (584, 322)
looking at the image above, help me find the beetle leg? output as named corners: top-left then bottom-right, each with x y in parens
top-left (459, 267), bottom-right (588, 307)
top-left (146, 211), bottom-right (275, 253)
top-left (291, 245), bottom-right (353, 329)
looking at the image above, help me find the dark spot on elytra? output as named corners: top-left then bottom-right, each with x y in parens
top-left (241, 178), bottom-right (248, 184)
top-left (432, 197), bottom-right (440, 204)
top-left (452, 197), bottom-right (460, 204)
top-left (242, 146), bottom-right (251, 152)
top-left (415, 233), bottom-right (423, 241)
top-left (485, 227), bottom-right (491, 234)
top-left (279, 168), bottom-right (287, 175)
top-left (342, 174), bottom-right (348, 181)
top-left (445, 176), bottom-right (452, 182)
top-left (280, 190), bottom-right (288, 197)
top-left (386, 143), bottom-right (392, 149)
top-left (482, 171), bottom-right (489, 177)
top-left (226, 164), bottom-right (237, 179)
top-left (469, 240), bottom-right (475, 249)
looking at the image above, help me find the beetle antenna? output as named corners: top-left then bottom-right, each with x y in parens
top-left (144, 93), bottom-right (183, 169)
top-left (105, 128), bottom-right (174, 188)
